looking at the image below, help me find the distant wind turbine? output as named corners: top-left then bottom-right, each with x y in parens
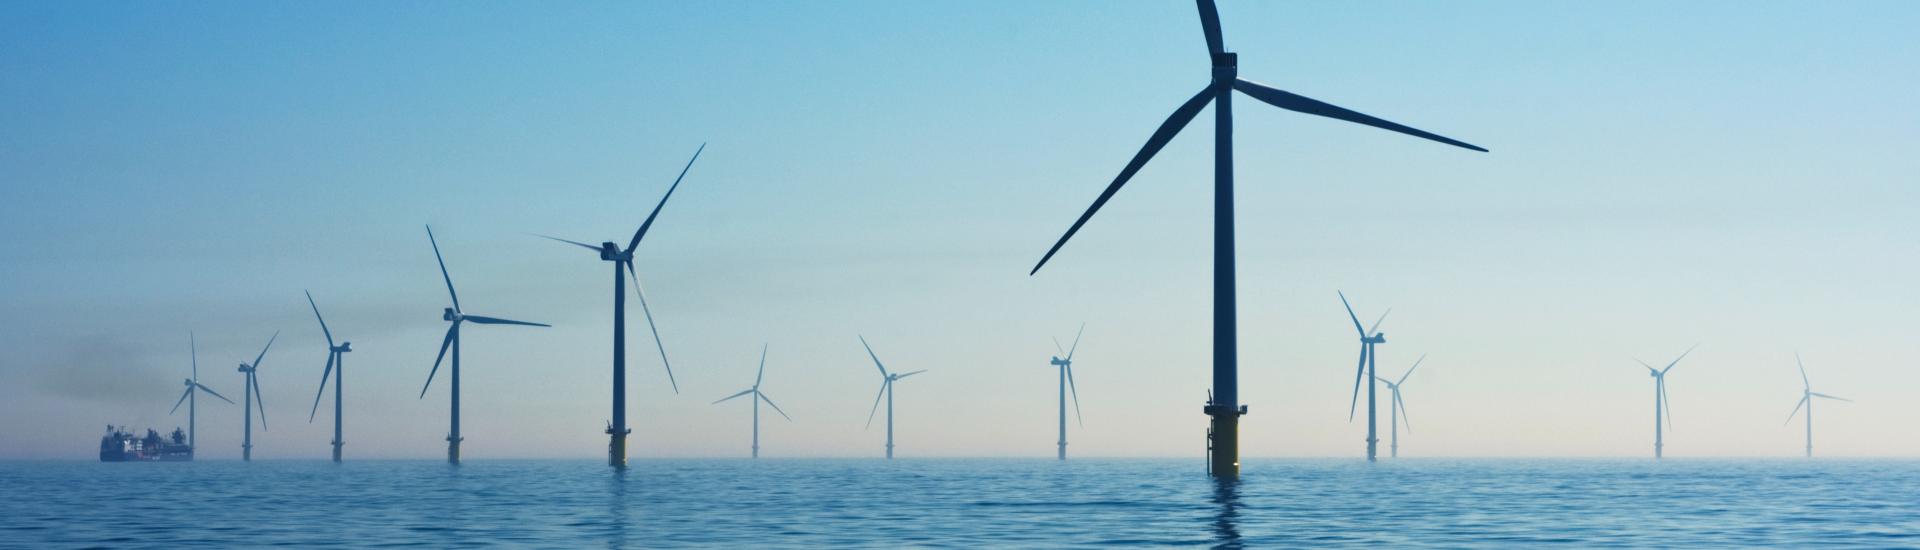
top-left (169, 332), bottom-right (234, 456)
top-left (1373, 354), bottom-right (1422, 459)
top-left (303, 291), bottom-right (352, 463)
top-left (237, 332), bottom-right (277, 461)
top-left (1048, 324), bottom-right (1086, 460)
top-left (535, 143), bottom-right (701, 469)
top-left (1635, 345), bottom-right (1694, 459)
top-left (713, 344), bottom-right (791, 458)
top-left (1339, 291), bottom-right (1390, 462)
top-left (419, 225), bottom-right (550, 464)
top-left (1027, 0), bottom-right (1486, 477)
top-left (1785, 353), bottom-right (1851, 458)
top-left (860, 336), bottom-right (926, 459)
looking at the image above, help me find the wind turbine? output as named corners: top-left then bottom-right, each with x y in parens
top-left (419, 225), bottom-right (550, 464)
top-left (304, 291), bottom-right (352, 463)
top-left (237, 332), bottom-right (277, 461)
top-left (1373, 354), bottom-right (1422, 459)
top-left (169, 332), bottom-right (234, 456)
top-left (859, 336), bottom-right (926, 459)
top-left (712, 344), bottom-right (792, 458)
top-left (1027, 0), bottom-right (1486, 477)
top-left (1339, 291), bottom-right (1390, 462)
top-left (534, 143), bottom-right (701, 469)
top-left (1048, 324), bottom-right (1086, 460)
top-left (1786, 353), bottom-right (1852, 458)
top-left (1635, 345), bottom-right (1694, 460)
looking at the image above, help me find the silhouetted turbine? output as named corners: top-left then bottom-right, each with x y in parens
top-left (713, 344), bottom-right (791, 458)
top-left (237, 332), bottom-right (277, 461)
top-left (1785, 353), bottom-right (1851, 458)
top-left (860, 336), bottom-right (926, 459)
top-left (419, 225), bottom-right (550, 464)
top-left (304, 291), bottom-right (353, 462)
top-left (1048, 324), bottom-right (1086, 460)
top-left (1635, 344), bottom-right (1694, 459)
top-left (169, 332), bottom-right (234, 456)
top-left (1373, 354), bottom-right (1422, 459)
top-left (1339, 291), bottom-right (1390, 462)
top-left (534, 143), bottom-right (701, 469)
top-left (1027, 0), bottom-right (1485, 478)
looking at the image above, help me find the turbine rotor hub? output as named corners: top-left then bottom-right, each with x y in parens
top-left (1211, 52), bottom-right (1237, 82)
top-left (443, 308), bottom-right (461, 322)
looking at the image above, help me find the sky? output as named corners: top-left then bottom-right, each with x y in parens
top-left (1, 1), bottom-right (1916, 460)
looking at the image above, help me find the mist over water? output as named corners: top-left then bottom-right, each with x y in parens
top-left (5, 459), bottom-right (1915, 547)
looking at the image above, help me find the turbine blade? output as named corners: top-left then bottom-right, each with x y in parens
top-left (711, 389), bottom-right (753, 404)
top-left (1660, 380), bottom-right (1673, 431)
top-left (1662, 343), bottom-right (1698, 374)
top-left (759, 392), bottom-right (792, 421)
top-left (627, 143), bottom-right (705, 254)
top-left (532, 233), bottom-right (602, 252)
top-left (1066, 322), bottom-right (1085, 361)
top-left (1348, 345), bottom-right (1368, 421)
top-left (859, 335), bottom-right (889, 377)
top-left (1796, 352), bottom-right (1810, 389)
top-left (864, 381), bottom-right (887, 429)
top-left (196, 383), bottom-right (234, 404)
top-left (1367, 308), bottom-right (1392, 336)
top-left (1810, 392), bottom-right (1852, 402)
top-left (1030, 86), bottom-right (1214, 275)
top-left (755, 343), bottom-right (768, 388)
top-left (463, 315), bottom-right (551, 328)
top-left (1396, 391), bottom-right (1412, 433)
top-left (250, 331), bottom-right (278, 373)
top-left (1785, 395), bottom-right (1808, 425)
top-left (305, 290), bottom-right (333, 348)
top-left (1052, 336), bottom-right (1066, 357)
top-left (1634, 357), bottom-right (1658, 374)
top-left (420, 326), bottom-right (455, 399)
top-left (895, 369), bottom-right (928, 380)
top-left (252, 374), bottom-right (267, 431)
top-left (426, 225), bottom-right (461, 313)
top-left (1233, 78), bottom-right (1488, 152)
top-left (190, 331), bottom-right (198, 381)
top-left (170, 388), bottom-right (192, 415)
top-left (628, 262), bottom-right (676, 393)
top-left (1067, 364), bottom-right (1083, 427)
top-left (1338, 291), bottom-right (1366, 337)
top-left (1399, 354), bottom-right (1425, 385)
top-left (309, 353), bottom-right (335, 423)
top-left (1194, 0), bottom-right (1224, 56)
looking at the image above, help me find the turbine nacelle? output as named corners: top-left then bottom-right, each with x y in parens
top-left (237, 364), bottom-right (254, 373)
top-left (1050, 357), bottom-right (1069, 367)
top-left (1211, 52), bottom-right (1237, 82)
top-left (442, 308), bottom-right (461, 322)
top-left (597, 241), bottom-right (627, 262)
top-left (1365, 334), bottom-right (1387, 344)
top-left (333, 342), bottom-right (353, 353)
top-left (183, 378), bottom-right (194, 387)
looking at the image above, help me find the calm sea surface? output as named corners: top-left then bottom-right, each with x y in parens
top-left (3, 458), bottom-right (1916, 548)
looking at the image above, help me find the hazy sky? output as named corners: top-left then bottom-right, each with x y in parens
top-left (3, 1), bottom-right (1916, 460)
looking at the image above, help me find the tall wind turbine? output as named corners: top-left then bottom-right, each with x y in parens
top-left (237, 332), bottom-right (277, 461)
top-left (535, 143), bottom-right (702, 469)
top-left (1373, 354), bottom-right (1422, 459)
top-left (713, 344), bottom-right (792, 458)
top-left (420, 225), bottom-right (550, 464)
top-left (169, 332), bottom-right (234, 456)
top-left (1048, 324), bottom-right (1086, 460)
top-left (859, 336), bottom-right (926, 459)
top-left (1027, 0), bottom-right (1486, 477)
top-left (1785, 353), bottom-right (1852, 458)
top-left (1636, 345), bottom-right (1694, 459)
top-left (304, 291), bottom-right (353, 463)
top-left (1339, 291), bottom-right (1390, 462)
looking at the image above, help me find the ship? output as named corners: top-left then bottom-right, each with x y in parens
top-left (98, 425), bottom-right (193, 462)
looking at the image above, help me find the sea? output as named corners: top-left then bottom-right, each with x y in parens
top-left (2, 458), bottom-right (1916, 548)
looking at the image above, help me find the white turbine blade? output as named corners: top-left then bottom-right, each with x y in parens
top-left (864, 381), bottom-right (887, 429)
top-left (1066, 322), bottom-right (1085, 361)
top-left (1784, 395), bottom-right (1808, 425)
top-left (759, 391), bottom-right (792, 421)
top-left (1367, 308), bottom-right (1391, 336)
top-left (858, 335), bottom-right (889, 377)
top-left (1795, 352), bottom-right (1810, 390)
top-left (1810, 392), bottom-right (1852, 402)
top-left (711, 389), bottom-right (753, 405)
top-left (1662, 343), bottom-right (1698, 374)
top-left (1398, 354), bottom-right (1425, 385)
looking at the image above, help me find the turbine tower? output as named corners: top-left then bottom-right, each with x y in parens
top-left (1339, 291), bottom-right (1390, 462)
top-left (535, 143), bottom-right (701, 469)
top-left (1373, 354), bottom-right (1422, 459)
top-left (712, 344), bottom-right (792, 458)
top-left (1027, 0), bottom-right (1486, 477)
top-left (304, 291), bottom-right (353, 462)
top-left (1636, 345), bottom-right (1694, 459)
top-left (1048, 324), bottom-right (1086, 460)
top-left (860, 336), bottom-right (926, 459)
top-left (419, 225), bottom-right (550, 464)
top-left (169, 332), bottom-right (234, 456)
top-left (237, 332), bottom-right (277, 461)
top-left (1785, 353), bottom-right (1852, 458)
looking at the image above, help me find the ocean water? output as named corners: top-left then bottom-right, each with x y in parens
top-left (2, 458), bottom-right (1916, 548)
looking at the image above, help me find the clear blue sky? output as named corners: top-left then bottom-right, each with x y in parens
top-left (2, 1), bottom-right (1916, 459)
